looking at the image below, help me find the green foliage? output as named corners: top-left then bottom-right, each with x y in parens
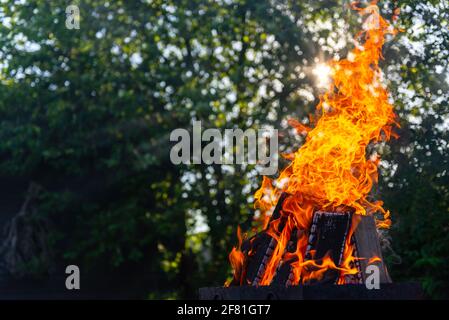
top-left (0, 0), bottom-right (447, 298)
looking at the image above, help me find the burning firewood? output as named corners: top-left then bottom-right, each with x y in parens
top-left (228, 193), bottom-right (390, 287)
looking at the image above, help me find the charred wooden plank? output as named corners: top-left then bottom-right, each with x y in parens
top-left (241, 234), bottom-right (275, 285)
top-left (303, 211), bottom-right (352, 285)
top-left (250, 193), bottom-right (288, 285)
top-left (270, 229), bottom-right (298, 286)
top-left (231, 193), bottom-right (288, 286)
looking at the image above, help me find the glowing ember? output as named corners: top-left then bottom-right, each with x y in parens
top-left (228, 2), bottom-right (398, 286)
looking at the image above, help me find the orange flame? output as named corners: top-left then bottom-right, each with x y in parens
top-left (228, 2), bottom-right (397, 286)
top-left (368, 256), bottom-right (382, 265)
top-left (225, 226), bottom-right (245, 286)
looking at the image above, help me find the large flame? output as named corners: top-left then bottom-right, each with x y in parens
top-left (228, 2), bottom-right (398, 285)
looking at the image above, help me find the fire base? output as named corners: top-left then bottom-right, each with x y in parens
top-left (199, 283), bottom-right (424, 300)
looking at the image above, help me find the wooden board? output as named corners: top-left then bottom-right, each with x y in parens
top-left (353, 215), bottom-right (392, 283)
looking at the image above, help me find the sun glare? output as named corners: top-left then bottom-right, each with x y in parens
top-left (313, 63), bottom-right (332, 88)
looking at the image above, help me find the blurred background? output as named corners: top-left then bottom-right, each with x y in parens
top-left (0, 0), bottom-right (447, 299)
